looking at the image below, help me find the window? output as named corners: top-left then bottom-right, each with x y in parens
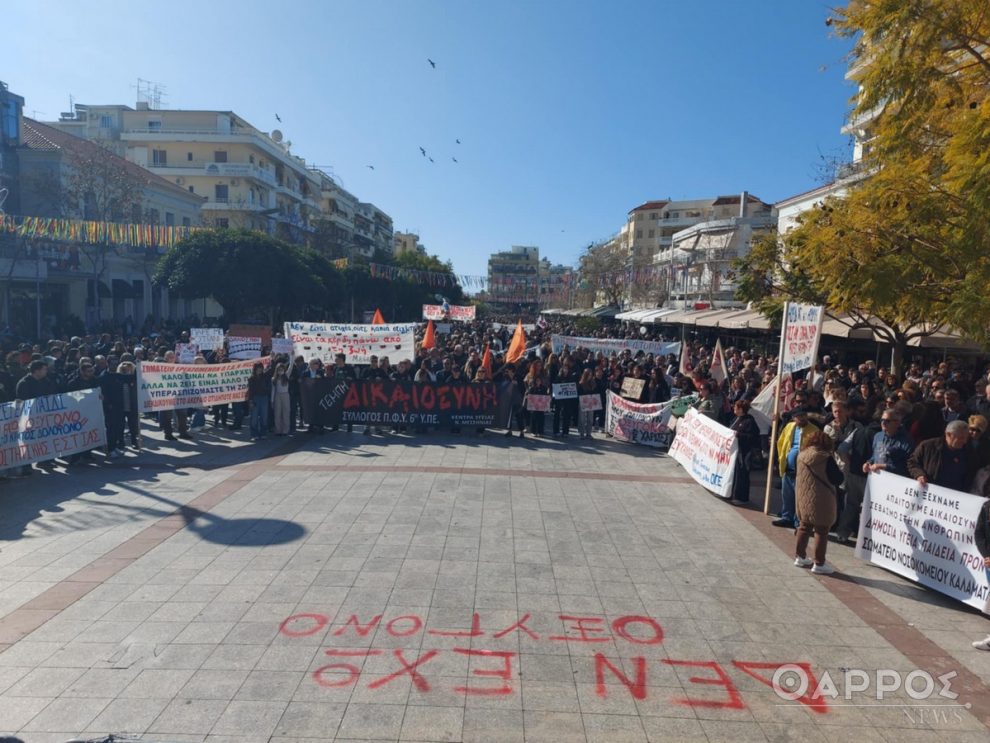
top-left (636, 230), bottom-right (643, 239)
top-left (1, 101), bottom-right (19, 139)
top-left (216, 218), bottom-right (229, 228)
top-left (249, 155), bottom-right (255, 164)
top-left (131, 204), bottom-right (143, 223)
top-left (214, 184), bottom-right (228, 202)
top-left (152, 149), bottom-right (167, 166)
top-left (148, 120), bottom-right (161, 131)
top-left (650, 212), bottom-right (657, 220)
top-left (214, 151), bottom-right (227, 163)
top-left (182, 217), bottom-right (191, 227)
top-left (187, 152), bottom-right (193, 161)
top-left (99, 114), bottom-right (113, 129)
top-left (147, 208), bottom-right (160, 224)
top-left (188, 186), bottom-right (194, 193)
top-left (648, 229), bottom-right (655, 238)
top-left (165, 212), bottom-right (175, 226)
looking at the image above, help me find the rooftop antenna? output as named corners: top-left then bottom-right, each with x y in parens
top-left (134, 78), bottom-right (168, 109)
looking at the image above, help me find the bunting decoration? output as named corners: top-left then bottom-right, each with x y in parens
top-left (332, 258), bottom-right (349, 270)
top-left (0, 214), bottom-right (203, 249)
top-left (367, 262), bottom-right (488, 291)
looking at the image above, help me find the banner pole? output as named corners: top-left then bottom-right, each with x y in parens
top-left (763, 302), bottom-right (789, 515)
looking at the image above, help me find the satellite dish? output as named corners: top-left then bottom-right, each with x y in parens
top-left (271, 129), bottom-right (283, 142)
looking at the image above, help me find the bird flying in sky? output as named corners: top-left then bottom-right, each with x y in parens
top-left (419, 147), bottom-right (426, 156)
top-left (428, 59), bottom-right (436, 69)
top-left (428, 157), bottom-right (434, 163)
top-left (452, 157), bottom-right (458, 163)
top-left (366, 165), bottom-right (375, 170)
top-left (275, 113), bottom-right (281, 122)
top-left (456, 139), bottom-right (461, 144)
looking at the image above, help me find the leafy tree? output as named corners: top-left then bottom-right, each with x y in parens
top-left (736, 1), bottom-right (990, 371)
top-left (154, 229), bottom-right (339, 324)
top-left (578, 240), bottom-right (627, 307)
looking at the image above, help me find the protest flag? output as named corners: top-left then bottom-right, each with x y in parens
top-left (371, 308), bottom-right (386, 325)
top-left (481, 343), bottom-right (493, 373)
top-left (505, 320), bottom-right (526, 364)
top-left (710, 339), bottom-right (727, 386)
top-left (422, 320), bottom-right (436, 350)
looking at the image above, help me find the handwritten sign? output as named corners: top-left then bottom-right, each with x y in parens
top-left (0, 391), bottom-right (106, 471)
top-left (606, 391), bottom-right (676, 449)
top-left (552, 382), bottom-right (577, 399)
top-left (668, 407), bottom-right (738, 498)
top-left (190, 328), bottom-right (224, 351)
top-left (175, 343), bottom-right (199, 364)
top-left (856, 471), bottom-right (990, 614)
top-left (271, 338), bottom-right (294, 357)
top-left (620, 377), bottom-right (646, 399)
top-left (285, 321), bottom-right (417, 365)
top-left (780, 303), bottom-right (824, 375)
top-left (526, 394), bottom-right (551, 412)
top-left (137, 357), bottom-right (271, 412)
top-left (580, 394), bottom-right (602, 412)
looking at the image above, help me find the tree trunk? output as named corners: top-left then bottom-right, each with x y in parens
top-left (889, 337), bottom-right (908, 379)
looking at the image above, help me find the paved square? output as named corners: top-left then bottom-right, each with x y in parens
top-left (1, 427), bottom-right (989, 741)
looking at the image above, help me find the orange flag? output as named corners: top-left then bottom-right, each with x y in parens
top-left (421, 320), bottom-right (436, 350)
top-left (481, 344), bottom-right (493, 373)
top-left (505, 320), bottom-right (526, 364)
top-left (371, 308), bottom-right (385, 325)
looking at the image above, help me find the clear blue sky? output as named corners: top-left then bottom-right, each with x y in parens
top-left (4, 0), bottom-right (852, 277)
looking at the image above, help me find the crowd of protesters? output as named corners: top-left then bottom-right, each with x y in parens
top-left (5, 316), bottom-right (990, 646)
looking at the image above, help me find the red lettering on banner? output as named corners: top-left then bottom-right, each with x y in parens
top-left (595, 654), bottom-right (647, 699)
top-left (731, 661), bottom-right (829, 713)
top-left (343, 385), bottom-right (361, 408)
top-left (465, 386), bottom-right (481, 409)
top-left (493, 613), bottom-right (539, 640)
top-left (279, 613), bottom-right (329, 638)
top-left (450, 385), bottom-right (467, 408)
top-left (611, 616), bottom-right (664, 645)
top-left (549, 615), bottom-right (610, 643)
top-left (385, 615), bottom-right (423, 637)
top-left (663, 659), bottom-right (744, 709)
top-left (428, 612), bottom-right (483, 637)
top-left (367, 649), bottom-right (439, 692)
top-left (333, 614), bottom-right (382, 637)
top-left (453, 648), bottom-right (515, 695)
top-left (370, 383), bottom-right (390, 408)
top-left (437, 386), bottom-right (452, 410)
top-left (419, 385), bottom-right (436, 409)
top-left (313, 649), bottom-right (382, 688)
top-left (389, 385), bottom-right (411, 412)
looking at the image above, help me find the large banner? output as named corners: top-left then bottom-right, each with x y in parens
top-left (0, 390), bottom-right (107, 470)
top-left (551, 335), bottom-right (681, 358)
top-left (422, 304), bottom-right (476, 321)
top-left (302, 379), bottom-right (503, 429)
top-left (605, 391), bottom-right (676, 450)
top-left (856, 471), bottom-right (990, 614)
top-left (228, 323), bottom-right (272, 348)
top-left (137, 357), bottom-right (270, 412)
top-left (667, 407), bottom-right (738, 498)
top-left (780, 303), bottom-right (824, 375)
top-left (227, 336), bottom-right (261, 360)
top-left (285, 321), bottom-right (417, 365)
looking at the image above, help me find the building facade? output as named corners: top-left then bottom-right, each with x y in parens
top-left (394, 231), bottom-right (426, 256)
top-left (487, 245), bottom-right (541, 308)
top-left (48, 103), bottom-right (322, 243)
top-left (14, 118), bottom-right (212, 331)
top-left (0, 81), bottom-right (24, 215)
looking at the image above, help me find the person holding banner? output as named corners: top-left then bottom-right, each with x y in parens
top-left (524, 361), bottom-right (549, 436)
top-left (794, 430), bottom-right (843, 575)
top-left (577, 369), bottom-right (597, 439)
top-left (271, 363), bottom-right (292, 436)
top-left (729, 400), bottom-right (760, 503)
top-left (972, 500), bottom-right (990, 650)
top-left (247, 362), bottom-right (273, 440)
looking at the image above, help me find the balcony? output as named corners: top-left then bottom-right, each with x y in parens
top-left (201, 199), bottom-right (269, 212)
top-left (148, 161), bottom-right (276, 186)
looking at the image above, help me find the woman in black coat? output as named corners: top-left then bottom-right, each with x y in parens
top-left (729, 399), bottom-right (761, 503)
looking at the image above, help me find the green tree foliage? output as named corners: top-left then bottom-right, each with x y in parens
top-left (735, 1), bottom-right (990, 368)
top-left (155, 229), bottom-right (338, 324)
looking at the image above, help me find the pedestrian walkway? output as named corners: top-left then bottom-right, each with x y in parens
top-left (0, 429), bottom-right (988, 742)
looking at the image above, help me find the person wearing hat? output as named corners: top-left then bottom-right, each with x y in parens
top-left (773, 406), bottom-right (820, 528)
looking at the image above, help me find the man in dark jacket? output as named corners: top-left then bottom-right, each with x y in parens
top-left (15, 360), bottom-right (59, 474)
top-left (67, 362), bottom-right (102, 463)
top-left (907, 420), bottom-right (976, 492)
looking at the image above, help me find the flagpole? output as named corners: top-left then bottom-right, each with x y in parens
top-left (763, 301), bottom-right (789, 515)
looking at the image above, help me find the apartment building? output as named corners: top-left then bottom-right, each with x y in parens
top-left (15, 118), bottom-right (211, 328)
top-left (394, 231), bottom-right (426, 256)
top-left (49, 103), bottom-right (322, 243)
top-left (0, 81), bottom-right (24, 214)
top-left (487, 245), bottom-right (541, 307)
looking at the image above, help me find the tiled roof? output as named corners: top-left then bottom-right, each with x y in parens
top-left (20, 118), bottom-right (203, 202)
top-left (629, 200), bottom-right (669, 213)
top-left (712, 194), bottom-right (765, 206)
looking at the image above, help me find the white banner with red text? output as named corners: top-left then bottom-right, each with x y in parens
top-left (551, 335), bottom-right (681, 358)
top-left (284, 321), bottom-right (417, 365)
top-left (137, 357), bottom-right (271, 413)
top-left (856, 470), bottom-right (990, 614)
top-left (422, 304), bottom-right (476, 321)
top-left (667, 407), bottom-right (738, 498)
top-left (0, 390), bottom-right (107, 471)
top-left (605, 391), bottom-right (677, 450)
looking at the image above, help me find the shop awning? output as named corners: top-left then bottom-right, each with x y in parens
top-left (112, 278), bottom-right (138, 298)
